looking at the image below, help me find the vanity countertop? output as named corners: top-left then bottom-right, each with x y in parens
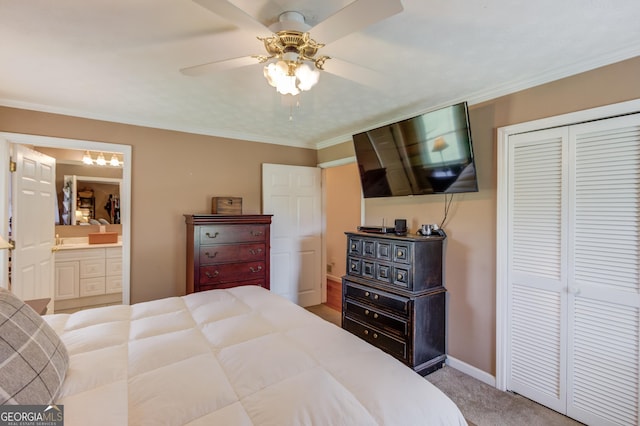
top-left (56, 237), bottom-right (122, 250)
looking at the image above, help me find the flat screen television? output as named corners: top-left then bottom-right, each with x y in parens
top-left (352, 101), bottom-right (479, 198)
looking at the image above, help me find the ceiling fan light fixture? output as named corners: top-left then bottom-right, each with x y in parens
top-left (295, 63), bottom-right (320, 91)
top-left (263, 59), bottom-right (319, 96)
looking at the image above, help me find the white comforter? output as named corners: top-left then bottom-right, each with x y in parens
top-left (45, 286), bottom-right (467, 425)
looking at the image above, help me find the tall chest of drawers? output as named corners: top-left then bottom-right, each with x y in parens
top-left (185, 214), bottom-right (272, 293)
top-left (342, 231), bottom-right (446, 375)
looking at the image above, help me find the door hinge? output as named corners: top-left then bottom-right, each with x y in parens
top-left (9, 159), bottom-right (16, 172)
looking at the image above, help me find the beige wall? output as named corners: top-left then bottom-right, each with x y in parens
top-left (325, 163), bottom-right (361, 279)
top-left (317, 56), bottom-right (640, 376)
top-left (0, 107), bottom-right (317, 303)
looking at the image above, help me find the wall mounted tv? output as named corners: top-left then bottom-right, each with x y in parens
top-left (352, 101), bottom-right (479, 198)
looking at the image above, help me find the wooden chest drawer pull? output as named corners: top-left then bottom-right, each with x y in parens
top-left (365, 309), bottom-right (370, 315)
top-left (373, 333), bottom-right (378, 339)
top-left (373, 294), bottom-right (379, 300)
top-left (365, 291), bottom-right (370, 296)
top-left (204, 251), bottom-right (218, 259)
top-left (351, 244), bottom-right (356, 250)
top-left (205, 271), bottom-right (219, 278)
top-left (364, 329), bottom-right (369, 335)
top-left (205, 232), bottom-right (219, 239)
top-left (250, 230), bottom-right (263, 236)
top-left (249, 266), bottom-right (263, 273)
top-left (249, 248), bottom-right (263, 255)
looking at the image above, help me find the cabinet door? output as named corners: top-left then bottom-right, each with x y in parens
top-left (54, 261), bottom-right (79, 300)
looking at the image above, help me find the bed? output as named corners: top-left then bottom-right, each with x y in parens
top-left (1, 285), bottom-right (467, 425)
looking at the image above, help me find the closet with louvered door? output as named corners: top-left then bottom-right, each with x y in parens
top-left (506, 113), bottom-right (640, 426)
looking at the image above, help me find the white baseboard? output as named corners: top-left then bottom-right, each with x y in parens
top-left (326, 274), bottom-right (342, 283)
top-left (446, 356), bottom-right (496, 387)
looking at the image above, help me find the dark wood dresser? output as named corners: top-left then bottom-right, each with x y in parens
top-left (342, 231), bottom-right (446, 375)
top-left (185, 214), bottom-right (272, 293)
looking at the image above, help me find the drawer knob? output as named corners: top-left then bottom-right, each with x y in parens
top-left (351, 244), bottom-right (356, 250)
top-left (250, 231), bottom-right (263, 236)
top-left (351, 264), bottom-right (357, 270)
top-left (249, 266), bottom-right (263, 273)
top-left (205, 270), bottom-right (220, 279)
top-left (205, 251), bottom-right (218, 259)
top-left (364, 330), bottom-right (369, 335)
top-left (373, 294), bottom-right (379, 300)
top-left (373, 333), bottom-right (378, 339)
top-left (205, 232), bottom-right (219, 239)
top-left (364, 291), bottom-right (370, 296)
top-left (365, 309), bottom-right (370, 315)
top-left (374, 313), bottom-right (379, 319)
top-left (397, 250), bottom-right (402, 256)
top-left (397, 273), bottom-right (402, 280)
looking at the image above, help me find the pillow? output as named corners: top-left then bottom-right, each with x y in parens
top-left (0, 288), bottom-right (69, 405)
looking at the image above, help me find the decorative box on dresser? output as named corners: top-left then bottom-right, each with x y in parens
top-left (342, 231), bottom-right (446, 376)
top-left (184, 214), bottom-right (272, 293)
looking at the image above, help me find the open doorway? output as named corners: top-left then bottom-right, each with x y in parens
top-left (0, 132), bottom-right (131, 311)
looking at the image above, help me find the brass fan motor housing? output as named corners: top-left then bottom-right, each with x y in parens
top-left (257, 30), bottom-right (330, 70)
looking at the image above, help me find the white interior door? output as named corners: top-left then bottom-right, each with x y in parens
top-left (565, 115), bottom-right (640, 426)
top-left (504, 113), bottom-right (640, 426)
top-left (11, 144), bottom-right (56, 311)
top-left (506, 127), bottom-right (569, 413)
top-left (262, 163), bottom-right (322, 306)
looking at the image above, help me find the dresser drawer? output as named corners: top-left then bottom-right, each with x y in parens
top-left (344, 300), bottom-right (408, 336)
top-left (344, 280), bottom-right (410, 316)
top-left (348, 259), bottom-right (411, 290)
top-left (198, 279), bottom-right (266, 291)
top-left (199, 243), bottom-right (266, 265)
top-left (343, 317), bottom-right (407, 361)
top-left (199, 225), bottom-right (268, 245)
top-left (199, 261), bottom-right (265, 284)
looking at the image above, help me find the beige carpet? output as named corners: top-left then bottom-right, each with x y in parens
top-left (306, 304), bottom-right (583, 426)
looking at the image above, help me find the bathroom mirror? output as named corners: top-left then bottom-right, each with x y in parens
top-left (62, 175), bottom-right (123, 225)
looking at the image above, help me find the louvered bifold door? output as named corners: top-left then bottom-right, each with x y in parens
top-left (507, 127), bottom-right (569, 412)
top-left (566, 114), bottom-right (640, 426)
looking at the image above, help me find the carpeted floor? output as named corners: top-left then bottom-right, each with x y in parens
top-left (305, 304), bottom-right (583, 426)
top-left (426, 366), bottom-right (582, 426)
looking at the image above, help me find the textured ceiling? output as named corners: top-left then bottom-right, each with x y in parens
top-left (1, 0), bottom-right (639, 149)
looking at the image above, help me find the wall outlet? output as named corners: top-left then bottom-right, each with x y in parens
top-left (326, 264), bottom-right (333, 273)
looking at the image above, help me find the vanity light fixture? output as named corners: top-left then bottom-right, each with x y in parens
top-left (95, 152), bottom-right (107, 166)
top-left (82, 151), bottom-right (93, 165)
top-left (109, 154), bottom-right (120, 167)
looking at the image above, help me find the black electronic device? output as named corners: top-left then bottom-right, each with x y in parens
top-left (352, 102), bottom-right (479, 198)
top-left (357, 225), bottom-right (395, 234)
top-left (394, 219), bottom-right (407, 236)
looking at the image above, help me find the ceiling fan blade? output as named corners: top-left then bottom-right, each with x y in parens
top-left (321, 58), bottom-right (385, 88)
top-left (180, 56), bottom-right (258, 76)
top-left (192, 0), bottom-right (270, 35)
top-left (310, 0), bottom-right (403, 45)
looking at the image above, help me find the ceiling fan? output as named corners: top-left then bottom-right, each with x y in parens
top-left (180, 0), bottom-right (404, 96)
